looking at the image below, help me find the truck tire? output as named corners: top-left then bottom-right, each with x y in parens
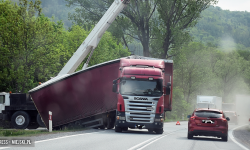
top-left (27, 122), bottom-right (39, 129)
top-left (36, 114), bottom-right (45, 127)
top-left (155, 128), bottom-right (163, 134)
top-left (106, 117), bottom-right (115, 129)
top-left (115, 126), bottom-right (122, 132)
top-left (11, 111), bottom-right (30, 129)
top-left (122, 127), bottom-right (128, 131)
top-left (148, 129), bottom-right (154, 133)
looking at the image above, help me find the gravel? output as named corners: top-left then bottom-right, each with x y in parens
top-left (233, 125), bottom-right (250, 149)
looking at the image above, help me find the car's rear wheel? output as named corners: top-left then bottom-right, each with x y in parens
top-left (222, 135), bottom-right (228, 142)
top-left (187, 132), bottom-right (193, 139)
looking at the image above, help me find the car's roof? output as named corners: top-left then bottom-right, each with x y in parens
top-left (194, 108), bottom-right (223, 113)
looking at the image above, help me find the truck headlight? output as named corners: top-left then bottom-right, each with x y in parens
top-left (117, 116), bottom-right (125, 120)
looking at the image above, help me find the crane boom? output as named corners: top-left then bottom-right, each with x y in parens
top-left (58, 0), bottom-right (130, 76)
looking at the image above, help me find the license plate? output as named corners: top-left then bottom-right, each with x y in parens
top-left (202, 120), bottom-right (214, 124)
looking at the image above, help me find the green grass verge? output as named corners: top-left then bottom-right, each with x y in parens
top-left (0, 126), bottom-right (87, 137)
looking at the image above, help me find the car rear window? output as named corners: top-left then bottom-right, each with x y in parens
top-left (195, 111), bottom-right (222, 118)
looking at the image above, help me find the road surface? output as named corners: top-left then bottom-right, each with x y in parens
top-left (0, 121), bottom-right (248, 150)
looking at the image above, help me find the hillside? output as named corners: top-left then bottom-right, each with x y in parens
top-left (190, 6), bottom-right (250, 48)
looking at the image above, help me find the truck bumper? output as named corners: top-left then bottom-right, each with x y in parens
top-left (115, 112), bottom-right (164, 129)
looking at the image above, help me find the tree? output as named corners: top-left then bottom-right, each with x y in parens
top-left (151, 0), bottom-right (218, 59)
top-left (0, 0), bottom-right (64, 93)
top-left (66, 0), bottom-right (159, 57)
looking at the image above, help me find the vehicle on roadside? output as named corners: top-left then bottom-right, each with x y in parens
top-left (196, 95), bottom-right (222, 109)
top-left (224, 111), bottom-right (238, 125)
top-left (0, 92), bottom-right (45, 129)
top-left (187, 108), bottom-right (230, 142)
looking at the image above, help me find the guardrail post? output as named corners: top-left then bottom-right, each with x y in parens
top-left (49, 111), bottom-right (52, 132)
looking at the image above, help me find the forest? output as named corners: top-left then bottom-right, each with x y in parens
top-left (1, 0), bottom-right (250, 120)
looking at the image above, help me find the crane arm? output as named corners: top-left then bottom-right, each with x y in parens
top-left (58, 0), bottom-right (130, 76)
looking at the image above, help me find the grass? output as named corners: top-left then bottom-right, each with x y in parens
top-left (0, 126), bottom-right (87, 137)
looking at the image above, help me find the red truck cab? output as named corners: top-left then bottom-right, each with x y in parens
top-left (113, 57), bottom-right (173, 134)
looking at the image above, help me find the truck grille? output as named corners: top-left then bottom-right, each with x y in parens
top-left (124, 99), bottom-right (157, 123)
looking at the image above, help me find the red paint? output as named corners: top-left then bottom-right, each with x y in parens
top-left (155, 96), bottom-right (164, 114)
top-left (49, 114), bottom-right (52, 121)
top-left (117, 94), bottom-right (125, 112)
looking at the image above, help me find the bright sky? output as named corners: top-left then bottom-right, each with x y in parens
top-left (214, 0), bottom-right (250, 12)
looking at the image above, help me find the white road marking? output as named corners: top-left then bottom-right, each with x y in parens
top-left (0, 131), bottom-right (105, 150)
top-left (128, 128), bottom-right (184, 150)
top-left (229, 124), bottom-right (249, 150)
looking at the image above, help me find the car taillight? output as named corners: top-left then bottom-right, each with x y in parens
top-left (249, 118), bottom-right (250, 122)
top-left (190, 116), bottom-right (195, 120)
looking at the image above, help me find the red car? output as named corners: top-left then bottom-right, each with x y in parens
top-left (187, 108), bottom-right (230, 142)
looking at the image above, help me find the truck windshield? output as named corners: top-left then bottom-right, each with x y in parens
top-left (120, 79), bottom-right (163, 96)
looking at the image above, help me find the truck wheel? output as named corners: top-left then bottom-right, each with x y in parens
top-left (27, 122), bottom-right (39, 129)
top-left (36, 114), bottom-right (45, 127)
top-left (155, 128), bottom-right (163, 134)
top-left (148, 129), bottom-right (154, 133)
top-left (11, 111), bottom-right (30, 129)
top-left (122, 127), bottom-right (128, 131)
top-left (106, 117), bottom-right (115, 129)
top-left (115, 126), bottom-right (122, 132)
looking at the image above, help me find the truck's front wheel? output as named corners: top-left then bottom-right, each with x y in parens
top-left (11, 111), bottom-right (30, 129)
top-left (155, 128), bottom-right (163, 134)
top-left (115, 126), bottom-right (122, 132)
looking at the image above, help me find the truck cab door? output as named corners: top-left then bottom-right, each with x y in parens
top-left (0, 94), bottom-right (5, 114)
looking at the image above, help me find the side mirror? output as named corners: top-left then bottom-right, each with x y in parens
top-left (226, 117), bottom-right (230, 121)
top-left (112, 84), bottom-right (117, 93)
top-left (166, 82), bottom-right (171, 95)
top-left (187, 115), bottom-right (191, 118)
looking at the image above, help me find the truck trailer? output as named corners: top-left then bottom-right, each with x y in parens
top-left (196, 95), bottom-right (222, 109)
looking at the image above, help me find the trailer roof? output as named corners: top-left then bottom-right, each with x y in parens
top-left (29, 55), bottom-right (173, 93)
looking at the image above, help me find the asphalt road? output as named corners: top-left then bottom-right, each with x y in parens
top-left (1, 121), bottom-right (247, 150)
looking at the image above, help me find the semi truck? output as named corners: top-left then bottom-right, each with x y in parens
top-left (28, 0), bottom-right (173, 134)
top-left (0, 92), bottom-right (45, 129)
top-left (196, 95), bottom-right (222, 109)
top-left (235, 95), bottom-right (250, 124)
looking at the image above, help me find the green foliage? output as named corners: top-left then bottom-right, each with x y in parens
top-left (0, 0), bottom-right (65, 93)
top-left (151, 0), bottom-right (218, 59)
top-left (190, 6), bottom-right (250, 48)
top-left (0, 0), bottom-right (129, 93)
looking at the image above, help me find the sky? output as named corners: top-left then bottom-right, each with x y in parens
top-left (214, 0), bottom-right (250, 12)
